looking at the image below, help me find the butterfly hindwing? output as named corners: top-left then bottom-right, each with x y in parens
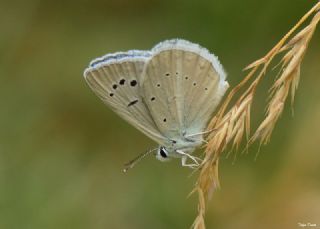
top-left (141, 39), bottom-right (229, 141)
top-left (84, 51), bottom-right (166, 144)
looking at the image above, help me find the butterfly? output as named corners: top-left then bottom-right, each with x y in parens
top-left (83, 39), bottom-right (229, 171)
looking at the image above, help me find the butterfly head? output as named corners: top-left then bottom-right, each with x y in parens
top-left (155, 144), bottom-right (202, 168)
top-left (155, 146), bottom-right (172, 162)
top-left (155, 144), bottom-right (197, 162)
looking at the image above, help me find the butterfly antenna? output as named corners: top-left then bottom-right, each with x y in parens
top-left (123, 148), bottom-right (157, 173)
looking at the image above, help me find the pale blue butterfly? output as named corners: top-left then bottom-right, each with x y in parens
top-left (83, 39), bottom-right (229, 171)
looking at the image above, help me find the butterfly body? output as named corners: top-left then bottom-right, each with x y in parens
top-left (84, 39), bottom-right (228, 167)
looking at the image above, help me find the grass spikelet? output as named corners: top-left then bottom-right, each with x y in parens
top-left (192, 2), bottom-right (320, 228)
top-left (252, 11), bottom-right (320, 144)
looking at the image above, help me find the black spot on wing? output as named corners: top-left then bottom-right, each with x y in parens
top-left (119, 79), bottom-right (125, 85)
top-left (128, 99), bottom-right (138, 107)
top-left (130, 80), bottom-right (137, 86)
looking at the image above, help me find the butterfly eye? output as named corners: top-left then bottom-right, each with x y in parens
top-left (159, 147), bottom-right (168, 158)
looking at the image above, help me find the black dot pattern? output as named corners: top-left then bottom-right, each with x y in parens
top-left (151, 97), bottom-right (155, 101)
top-left (130, 80), bottom-right (137, 86)
top-left (112, 84), bottom-right (117, 89)
top-left (119, 79), bottom-right (125, 85)
top-left (109, 93), bottom-right (114, 97)
top-left (165, 73), bottom-right (170, 76)
top-left (163, 118), bottom-right (166, 122)
top-left (157, 84), bottom-right (160, 87)
top-left (193, 82), bottom-right (197, 86)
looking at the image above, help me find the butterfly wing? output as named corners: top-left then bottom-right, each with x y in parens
top-left (84, 50), bottom-right (166, 144)
top-left (141, 39), bottom-right (229, 143)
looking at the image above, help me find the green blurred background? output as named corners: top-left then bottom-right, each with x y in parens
top-left (1, 0), bottom-right (320, 228)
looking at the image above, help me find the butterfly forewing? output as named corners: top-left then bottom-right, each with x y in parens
top-left (84, 51), bottom-right (166, 144)
top-left (141, 39), bottom-right (228, 141)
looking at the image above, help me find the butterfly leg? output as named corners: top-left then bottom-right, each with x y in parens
top-left (176, 150), bottom-right (202, 168)
top-left (181, 156), bottom-right (198, 169)
top-left (183, 130), bottom-right (216, 144)
top-left (185, 129), bottom-right (216, 138)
